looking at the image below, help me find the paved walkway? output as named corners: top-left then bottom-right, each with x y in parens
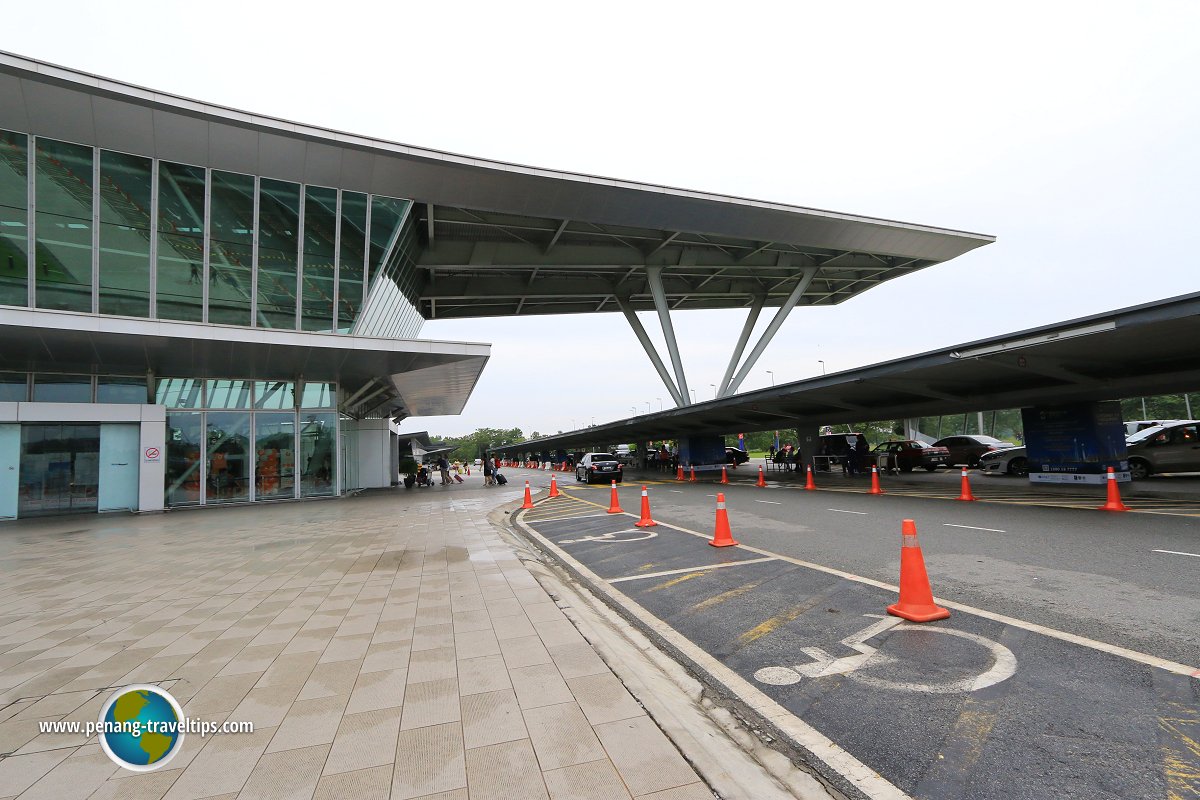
top-left (0, 482), bottom-right (713, 800)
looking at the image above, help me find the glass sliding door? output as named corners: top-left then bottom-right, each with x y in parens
top-left (300, 412), bottom-right (336, 497)
top-left (165, 411), bottom-right (203, 506)
top-left (205, 412), bottom-right (250, 504)
top-left (18, 424), bottom-right (101, 516)
top-left (255, 412), bottom-right (295, 500)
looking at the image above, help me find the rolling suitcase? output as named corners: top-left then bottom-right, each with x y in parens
top-left (495, 472), bottom-right (508, 485)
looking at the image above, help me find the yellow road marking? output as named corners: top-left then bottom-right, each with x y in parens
top-left (691, 578), bottom-right (770, 613)
top-left (647, 571), bottom-right (710, 592)
top-left (737, 602), bottom-right (812, 646)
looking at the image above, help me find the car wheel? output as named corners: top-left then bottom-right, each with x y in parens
top-left (1007, 457), bottom-right (1028, 477)
top-left (1128, 459), bottom-right (1152, 480)
top-left (924, 465), bottom-right (938, 472)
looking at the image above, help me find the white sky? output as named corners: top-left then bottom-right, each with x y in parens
top-left (9, 2), bottom-right (1200, 438)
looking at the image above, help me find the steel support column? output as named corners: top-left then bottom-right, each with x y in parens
top-left (617, 297), bottom-right (685, 407)
top-left (724, 268), bottom-right (817, 396)
top-left (646, 266), bottom-right (691, 404)
top-left (717, 295), bottom-right (765, 397)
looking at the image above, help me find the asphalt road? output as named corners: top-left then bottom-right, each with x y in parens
top-left (511, 467), bottom-right (1200, 800)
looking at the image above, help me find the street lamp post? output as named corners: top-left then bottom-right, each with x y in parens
top-left (818, 360), bottom-right (826, 375)
top-left (690, 389), bottom-right (697, 404)
top-left (710, 383), bottom-right (717, 399)
top-left (657, 397), bottom-right (663, 411)
top-left (645, 402), bottom-right (651, 413)
top-left (766, 370), bottom-right (775, 386)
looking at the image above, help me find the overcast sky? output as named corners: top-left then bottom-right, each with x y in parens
top-left (9, 2), bottom-right (1199, 438)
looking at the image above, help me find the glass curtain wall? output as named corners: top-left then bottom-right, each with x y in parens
top-left (301, 186), bottom-right (337, 331)
top-left (159, 378), bottom-right (337, 506)
top-left (157, 161), bottom-right (206, 321)
top-left (98, 151), bottom-right (153, 316)
top-left (0, 127), bottom-right (414, 335)
top-left (34, 138), bottom-right (93, 312)
top-left (0, 130), bottom-right (29, 306)
top-left (208, 171), bottom-right (255, 326)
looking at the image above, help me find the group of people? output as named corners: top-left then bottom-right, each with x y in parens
top-left (768, 443), bottom-right (806, 471)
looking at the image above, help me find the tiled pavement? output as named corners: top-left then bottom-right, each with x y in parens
top-left (0, 484), bottom-right (713, 799)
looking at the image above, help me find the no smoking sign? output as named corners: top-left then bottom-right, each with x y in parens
top-left (144, 447), bottom-right (161, 463)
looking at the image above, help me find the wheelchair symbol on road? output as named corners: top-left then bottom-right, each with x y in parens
top-left (559, 530), bottom-right (659, 544)
top-left (754, 614), bottom-right (1017, 694)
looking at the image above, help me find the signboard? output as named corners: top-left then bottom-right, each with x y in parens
top-left (143, 446), bottom-right (162, 463)
top-left (1022, 401), bottom-right (1128, 484)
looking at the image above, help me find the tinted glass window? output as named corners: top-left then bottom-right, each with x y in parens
top-left (33, 374), bottom-right (91, 403)
top-left (301, 186), bottom-right (337, 332)
top-left (337, 191), bottom-right (367, 332)
top-left (257, 179), bottom-right (300, 329)
top-left (96, 377), bottom-right (147, 404)
top-left (207, 171), bottom-right (255, 326)
top-left (34, 137), bottom-right (93, 312)
top-left (156, 161), bottom-right (206, 322)
top-left (98, 150), bottom-right (153, 317)
top-left (0, 130), bottom-right (30, 306)
top-left (0, 371), bottom-right (27, 402)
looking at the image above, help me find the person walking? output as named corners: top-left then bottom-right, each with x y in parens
top-left (482, 455), bottom-right (494, 486)
top-left (437, 456), bottom-right (451, 485)
top-left (792, 446), bottom-right (804, 476)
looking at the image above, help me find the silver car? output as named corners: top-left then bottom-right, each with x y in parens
top-left (978, 445), bottom-right (1027, 477)
top-left (1126, 421), bottom-right (1200, 479)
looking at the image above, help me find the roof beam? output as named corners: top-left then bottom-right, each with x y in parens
top-left (647, 231), bottom-right (680, 257)
top-left (545, 219), bottom-right (569, 254)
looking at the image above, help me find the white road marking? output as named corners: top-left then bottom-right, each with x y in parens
top-left (828, 508), bottom-right (868, 515)
top-left (1152, 548), bottom-right (1200, 558)
top-left (668, 490), bottom-right (683, 493)
top-left (754, 500), bottom-right (782, 505)
top-left (943, 523), bottom-right (1006, 533)
top-left (609, 557), bottom-right (777, 584)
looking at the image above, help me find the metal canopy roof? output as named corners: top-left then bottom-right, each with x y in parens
top-left (0, 308), bottom-right (489, 420)
top-left (492, 291), bottom-right (1200, 454)
top-left (0, 51), bottom-right (994, 323)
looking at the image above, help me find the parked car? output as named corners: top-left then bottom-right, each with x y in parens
top-left (977, 445), bottom-right (1028, 476)
top-left (725, 447), bottom-right (750, 465)
top-left (932, 434), bottom-right (1016, 467)
top-left (871, 440), bottom-right (950, 472)
top-left (575, 452), bottom-right (623, 484)
top-left (1126, 420), bottom-right (1200, 479)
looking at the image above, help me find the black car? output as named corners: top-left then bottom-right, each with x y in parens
top-left (575, 452), bottom-right (623, 484)
top-left (725, 447), bottom-right (750, 465)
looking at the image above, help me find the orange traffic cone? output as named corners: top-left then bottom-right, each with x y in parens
top-left (720, 466), bottom-right (729, 485)
top-left (756, 465), bottom-right (766, 487)
top-left (805, 464), bottom-right (817, 490)
top-left (634, 486), bottom-right (657, 527)
top-left (549, 474), bottom-right (560, 498)
top-left (956, 467), bottom-right (976, 501)
top-left (709, 492), bottom-right (739, 547)
top-left (521, 481), bottom-right (534, 509)
top-left (868, 465), bottom-right (885, 495)
top-left (676, 465), bottom-right (685, 481)
top-left (1099, 466), bottom-right (1129, 512)
top-left (689, 465), bottom-right (697, 482)
top-left (887, 519), bottom-right (950, 622)
top-left (607, 480), bottom-right (623, 514)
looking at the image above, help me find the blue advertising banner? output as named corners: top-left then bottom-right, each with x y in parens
top-left (1022, 401), bottom-right (1129, 484)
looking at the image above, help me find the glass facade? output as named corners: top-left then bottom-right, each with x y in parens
top-left (156, 377), bottom-right (338, 507)
top-left (0, 129), bottom-right (425, 339)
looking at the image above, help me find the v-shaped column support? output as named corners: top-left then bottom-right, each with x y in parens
top-left (719, 267), bottom-right (817, 397)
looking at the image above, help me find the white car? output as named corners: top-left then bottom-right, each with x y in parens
top-left (978, 446), bottom-right (1027, 476)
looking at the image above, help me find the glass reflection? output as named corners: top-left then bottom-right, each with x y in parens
top-left (34, 138), bottom-right (93, 312)
top-left (208, 171), bottom-right (255, 326)
top-left (338, 192), bottom-right (367, 332)
top-left (157, 161), bottom-right (206, 322)
top-left (254, 381), bottom-right (294, 409)
top-left (205, 380), bottom-right (252, 409)
top-left (0, 372), bottom-right (27, 402)
top-left (257, 179), bottom-right (300, 329)
top-left (98, 150), bottom-right (152, 316)
top-left (301, 186), bottom-right (337, 331)
top-left (32, 374), bottom-right (91, 403)
top-left (300, 412), bottom-right (336, 497)
top-left (96, 377), bottom-right (146, 404)
top-left (255, 412), bottom-right (295, 500)
top-left (206, 411), bottom-right (251, 503)
top-left (156, 378), bottom-right (203, 408)
top-left (165, 411), bottom-right (202, 506)
top-left (0, 130), bottom-right (29, 307)
top-left (299, 382), bottom-right (334, 408)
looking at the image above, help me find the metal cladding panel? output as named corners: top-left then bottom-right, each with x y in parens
top-left (207, 121), bottom-right (260, 176)
top-left (152, 108), bottom-right (209, 165)
top-left (338, 147), bottom-right (375, 193)
top-left (20, 79), bottom-right (95, 144)
top-left (91, 96), bottom-right (156, 155)
top-left (0, 73), bottom-right (30, 132)
top-left (257, 131), bottom-right (307, 184)
top-left (303, 141), bottom-right (343, 187)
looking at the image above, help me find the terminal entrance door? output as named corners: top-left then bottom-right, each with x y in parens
top-left (18, 424), bottom-right (101, 516)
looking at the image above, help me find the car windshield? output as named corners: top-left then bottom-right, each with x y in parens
top-left (972, 436), bottom-right (1005, 444)
top-left (908, 441), bottom-right (928, 448)
top-left (589, 453), bottom-right (615, 461)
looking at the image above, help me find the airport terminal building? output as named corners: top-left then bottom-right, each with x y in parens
top-left (0, 51), bottom-right (991, 519)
